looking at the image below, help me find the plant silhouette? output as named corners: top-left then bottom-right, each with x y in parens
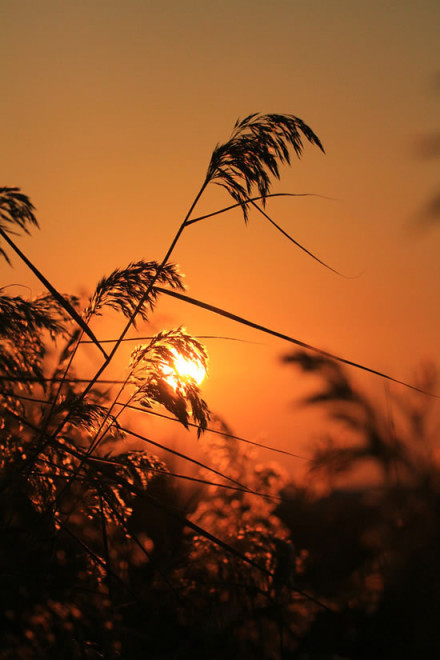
top-left (1, 114), bottom-right (438, 658)
top-left (279, 350), bottom-right (440, 658)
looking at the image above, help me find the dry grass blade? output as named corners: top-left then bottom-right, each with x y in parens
top-left (156, 287), bottom-right (440, 399)
top-left (79, 333), bottom-right (258, 345)
top-left (250, 199), bottom-right (346, 276)
top-left (186, 191), bottom-right (333, 226)
top-left (119, 425), bottom-right (251, 492)
top-left (117, 403), bottom-right (310, 461)
top-left (0, 188), bottom-right (107, 356)
top-left (0, 226), bottom-right (108, 358)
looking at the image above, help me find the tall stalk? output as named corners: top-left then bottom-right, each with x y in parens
top-left (0, 227), bottom-right (107, 357)
top-left (67, 177), bottom-right (210, 408)
top-left (59, 113), bottom-right (327, 417)
top-left (22, 113), bottom-right (331, 467)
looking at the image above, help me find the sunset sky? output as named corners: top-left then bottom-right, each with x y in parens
top-left (1, 1), bottom-right (439, 475)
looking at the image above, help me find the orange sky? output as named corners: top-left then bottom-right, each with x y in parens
top-left (1, 1), bottom-right (439, 476)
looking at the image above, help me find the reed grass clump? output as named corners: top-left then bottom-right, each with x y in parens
top-left (1, 114), bottom-right (438, 657)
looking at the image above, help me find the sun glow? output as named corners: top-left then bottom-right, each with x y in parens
top-left (162, 348), bottom-right (206, 390)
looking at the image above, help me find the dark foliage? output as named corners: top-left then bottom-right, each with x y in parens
top-left (0, 187), bottom-right (38, 262)
top-left (3, 111), bottom-right (437, 658)
top-left (0, 190), bottom-right (299, 658)
top-left (278, 350), bottom-right (440, 658)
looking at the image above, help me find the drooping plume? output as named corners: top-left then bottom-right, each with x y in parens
top-left (205, 113), bottom-right (324, 222)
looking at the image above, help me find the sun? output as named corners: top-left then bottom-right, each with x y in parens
top-left (162, 348), bottom-right (206, 390)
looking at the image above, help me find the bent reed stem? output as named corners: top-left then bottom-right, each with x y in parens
top-left (156, 287), bottom-right (440, 399)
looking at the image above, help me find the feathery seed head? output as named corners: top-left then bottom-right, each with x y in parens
top-left (206, 113), bottom-right (324, 222)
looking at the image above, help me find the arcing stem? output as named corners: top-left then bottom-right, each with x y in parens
top-left (185, 192), bottom-right (334, 226)
top-left (156, 287), bottom-right (440, 399)
top-left (248, 199), bottom-right (347, 277)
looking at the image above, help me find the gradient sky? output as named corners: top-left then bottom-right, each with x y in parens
top-left (1, 1), bottom-right (439, 475)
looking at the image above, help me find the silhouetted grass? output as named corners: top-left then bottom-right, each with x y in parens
top-left (1, 114), bottom-right (438, 658)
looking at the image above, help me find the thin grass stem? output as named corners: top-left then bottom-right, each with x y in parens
top-left (156, 287), bottom-right (440, 399)
top-left (116, 402), bottom-right (310, 461)
top-left (185, 192), bottom-right (334, 226)
top-left (0, 227), bottom-right (107, 357)
top-left (249, 199), bottom-right (348, 277)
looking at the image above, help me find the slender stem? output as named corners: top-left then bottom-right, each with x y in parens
top-left (79, 334), bottom-right (260, 344)
top-left (37, 327), bottom-right (86, 451)
top-left (0, 376), bottom-right (129, 384)
top-left (248, 199), bottom-right (347, 277)
top-left (98, 489), bottom-right (113, 602)
top-left (186, 192), bottom-right (333, 226)
top-left (98, 486), bottom-right (184, 606)
top-left (119, 425), bottom-right (251, 491)
top-left (155, 287), bottom-right (440, 399)
top-left (31, 178), bottom-right (210, 487)
top-left (116, 402), bottom-right (310, 460)
top-left (1, 389), bottom-right (310, 460)
top-left (0, 227), bottom-right (108, 358)
top-left (37, 363), bottom-right (139, 508)
top-left (69, 177), bottom-right (210, 406)
top-left (69, 376), bottom-right (137, 491)
top-left (142, 489), bottom-right (330, 610)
